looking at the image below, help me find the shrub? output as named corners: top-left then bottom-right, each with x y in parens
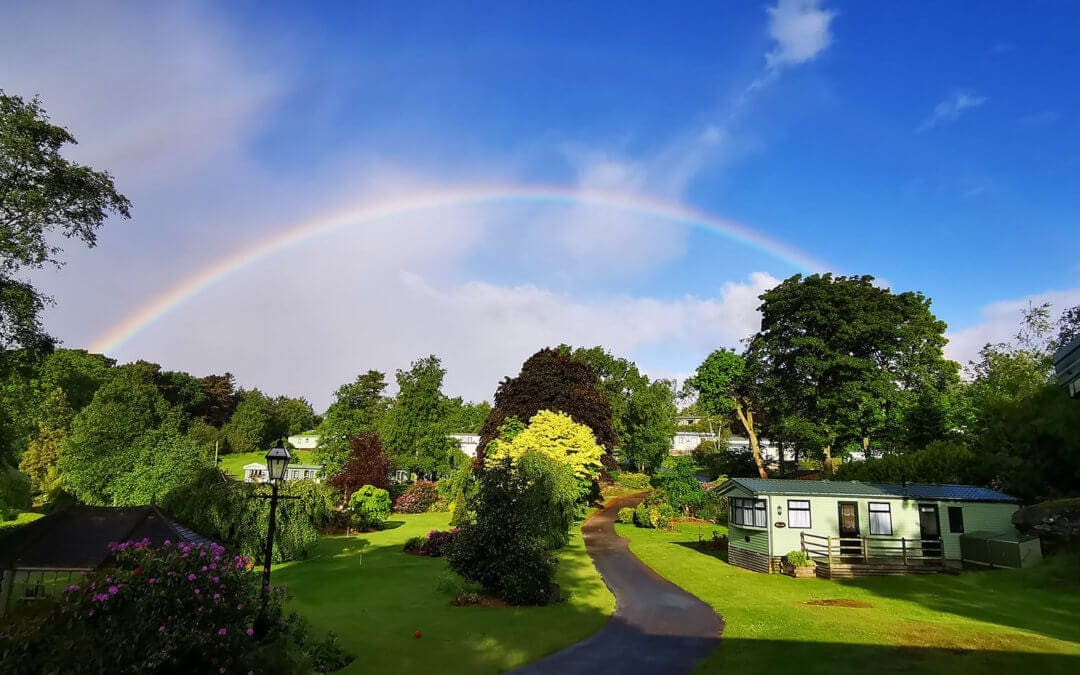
top-left (420, 529), bottom-right (459, 557)
top-left (0, 539), bottom-right (351, 674)
top-left (447, 462), bottom-right (478, 527)
top-left (633, 501), bottom-right (677, 530)
top-left (617, 507), bottom-right (634, 524)
top-left (655, 457), bottom-right (704, 515)
top-left (403, 536), bottom-right (426, 554)
top-left (614, 472), bottom-right (651, 490)
top-left (517, 450), bottom-right (586, 550)
top-left (786, 550), bottom-right (813, 567)
top-left (698, 489), bottom-right (728, 524)
top-left (447, 461), bottom-right (557, 605)
top-left (160, 470), bottom-right (318, 563)
top-left (349, 485), bottom-right (391, 529)
top-left (393, 480), bottom-right (439, 513)
top-left (0, 464), bottom-right (31, 521)
top-left (289, 479), bottom-right (346, 532)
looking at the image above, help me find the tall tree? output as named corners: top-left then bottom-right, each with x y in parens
top-left (221, 389), bottom-right (277, 453)
top-left (193, 373), bottom-right (240, 427)
top-left (18, 386), bottom-right (72, 498)
top-left (686, 349), bottom-right (769, 478)
top-left (1, 92), bottom-right (131, 348)
top-left (568, 345), bottom-right (678, 472)
top-left (478, 348), bottom-right (618, 463)
top-left (744, 274), bottom-right (954, 472)
top-left (273, 396), bottom-right (316, 437)
top-left (58, 365), bottom-right (184, 505)
top-left (381, 356), bottom-right (456, 478)
top-left (327, 430), bottom-right (392, 496)
top-left (315, 370), bottom-right (390, 477)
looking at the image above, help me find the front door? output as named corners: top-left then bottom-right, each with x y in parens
top-left (919, 504), bottom-right (942, 558)
top-left (837, 501), bottom-right (860, 556)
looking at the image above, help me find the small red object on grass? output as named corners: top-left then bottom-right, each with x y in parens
top-left (414, 630), bottom-right (422, 638)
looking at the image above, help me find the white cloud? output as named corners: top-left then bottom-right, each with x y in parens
top-left (765, 0), bottom-right (838, 69)
top-left (918, 90), bottom-right (988, 132)
top-left (945, 288), bottom-right (1080, 366)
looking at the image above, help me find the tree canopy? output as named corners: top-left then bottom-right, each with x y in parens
top-left (485, 410), bottom-right (604, 481)
top-left (1, 92), bottom-right (131, 349)
top-left (315, 370), bottom-right (390, 477)
top-left (478, 347), bottom-right (618, 461)
top-left (380, 355), bottom-right (459, 478)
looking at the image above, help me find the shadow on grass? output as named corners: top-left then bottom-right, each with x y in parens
top-left (836, 555), bottom-right (1080, 645)
top-left (710, 637), bottom-right (1080, 675)
top-left (673, 541), bottom-right (728, 563)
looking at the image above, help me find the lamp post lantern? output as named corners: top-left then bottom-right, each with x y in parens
top-left (260, 444), bottom-right (292, 606)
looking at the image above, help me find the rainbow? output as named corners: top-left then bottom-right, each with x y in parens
top-left (89, 184), bottom-right (829, 354)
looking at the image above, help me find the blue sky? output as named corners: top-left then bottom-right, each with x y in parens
top-left (2, 1), bottom-right (1078, 408)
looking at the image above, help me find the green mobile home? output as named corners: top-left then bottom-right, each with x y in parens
top-left (714, 479), bottom-right (1032, 577)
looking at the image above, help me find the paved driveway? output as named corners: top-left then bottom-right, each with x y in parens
top-left (511, 495), bottom-right (723, 675)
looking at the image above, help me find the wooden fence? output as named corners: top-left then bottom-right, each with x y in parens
top-left (801, 532), bottom-right (946, 569)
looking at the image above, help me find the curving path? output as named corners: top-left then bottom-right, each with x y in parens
top-left (512, 494), bottom-right (723, 675)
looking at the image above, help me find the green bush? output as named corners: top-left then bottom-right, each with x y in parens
top-left (160, 470), bottom-right (318, 563)
top-left (517, 450), bottom-right (586, 550)
top-left (614, 472), bottom-right (651, 490)
top-left (786, 550), bottom-right (812, 567)
top-left (654, 457), bottom-right (704, 515)
top-left (349, 485), bottom-right (391, 529)
top-left (617, 507), bottom-right (635, 524)
top-left (632, 501), bottom-right (677, 530)
top-left (447, 462), bottom-right (478, 527)
top-left (447, 460), bottom-right (558, 605)
top-left (0, 539), bottom-right (350, 674)
top-left (697, 488), bottom-right (728, 524)
top-left (0, 464), bottom-right (31, 521)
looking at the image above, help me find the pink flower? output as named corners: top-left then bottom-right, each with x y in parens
top-left (148, 578), bottom-right (157, 585)
top-left (194, 589), bottom-right (201, 595)
top-left (219, 668), bottom-right (225, 674)
top-left (213, 593), bottom-right (221, 600)
top-left (236, 603), bottom-right (244, 610)
top-left (245, 628), bottom-right (254, 637)
top-left (88, 609), bottom-right (95, 617)
top-left (159, 625), bottom-right (166, 633)
top-left (187, 573), bottom-right (196, 581)
top-left (163, 539), bottom-right (172, 546)
top-left (66, 584), bottom-right (80, 592)
top-left (212, 576), bottom-right (219, 583)
top-left (201, 566), bottom-right (208, 572)
top-left (108, 586), bottom-right (119, 595)
top-left (217, 628), bottom-right (227, 636)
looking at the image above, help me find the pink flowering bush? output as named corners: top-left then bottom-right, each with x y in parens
top-left (392, 480), bottom-right (439, 513)
top-left (0, 539), bottom-right (350, 674)
top-left (402, 528), bottom-right (460, 557)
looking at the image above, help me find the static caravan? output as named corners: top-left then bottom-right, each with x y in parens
top-left (714, 479), bottom-right (1027, 578)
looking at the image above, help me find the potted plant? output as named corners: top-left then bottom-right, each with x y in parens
top-left (782, 550), bottom-right (816, 578)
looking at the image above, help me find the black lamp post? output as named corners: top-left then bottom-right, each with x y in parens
top-left (260, 444), bottom-right (292, 606)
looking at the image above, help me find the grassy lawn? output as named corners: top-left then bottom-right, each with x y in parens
top-left (274, 512), bottom-right (614, 674)
top-left (620, 522), bottom-right (1080, 674)
top-left (217, 449), bottom-right (316, 480)
top-left (0, 511), bottom-right (44, 532)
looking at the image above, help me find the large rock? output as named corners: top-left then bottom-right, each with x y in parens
top-left (1013, 498), bottom-right (1080, 549)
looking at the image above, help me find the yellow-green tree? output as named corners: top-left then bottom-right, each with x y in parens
top-left (486, 410), bottom-right (603, 481)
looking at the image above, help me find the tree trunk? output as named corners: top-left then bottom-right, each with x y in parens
top-left (823, 445), bottom-right (834, 475)
top-left (862, 436), bottom-right (871, 460)
top-left (733, 397), bottom-right (768, 479)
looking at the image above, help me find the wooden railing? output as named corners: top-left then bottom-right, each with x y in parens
top-left (800, 532), bottom-right (945, 568)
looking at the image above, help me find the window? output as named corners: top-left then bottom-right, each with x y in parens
top-left (868, 502), bottom-right (893, 535)
top-left (731, 498), bottom-right (768, 528)
top-left (948, 506), bottom-right (965, 533)
top-left (787, 500), bottom-right (811, 528)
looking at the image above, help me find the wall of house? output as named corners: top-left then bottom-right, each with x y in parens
top-left (935, 501), bottom-right (1020, 561)
top-left (765, 496), bottom-right (1019, 562)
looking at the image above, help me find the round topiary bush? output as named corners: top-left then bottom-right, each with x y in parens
top-left (349, 485), bottom-right (391, 530)
top-left (617, 507), bottom-right (635, 524)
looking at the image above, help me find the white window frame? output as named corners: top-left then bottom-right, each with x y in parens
top-left (787, 500), bottom-right (812, 529)
top-left (868, 502), bottom-right (893, 536)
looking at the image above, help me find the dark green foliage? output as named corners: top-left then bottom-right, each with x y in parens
top-left (287, 479), bottom-right (344, 532)
top-left (517, 450), bottom-right (585, 550)
top-left (654, 456), bottom-right (704, 514)
top-left (222, 389), bottom-right (278, 454)
top-left (447, 461), bottom-right (478, 527)
top-left (0, 91), bottom-right (131, 349)
top-left (193, 372), bottom-right (241, 427)
top-left (698, 488), bottom-right (728, 524)
top-left (617, 507), bottom-right (635, 524)
top-left (447, 460), bottom-right (558, 605)
top-left (0, 463), bottom-right (30, 519)
top-left (692, 438), bottom-right (758, 480)
top-left (478, 348), bottom-right (618, 460)
top-left (159, 470), bottom-right (319, 563)
top-left (404, 529), bottom-right (460, 557)
top-left (349, 484), bottom-right (392, 529)
top-left (274, 396), bottom-right (317, 437)
top-left (58, 364), bottom-right (202, 505)
top-left (745, 274), bottom-right (956, 466)
top-left (380, 356), bottom-right (460, 478)
top-left (0, 540), bottom-right (350, 674)
top-left (568, 346), bottom-right (677, 473)
top-left (835, 441), bottom-right (979, 485)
